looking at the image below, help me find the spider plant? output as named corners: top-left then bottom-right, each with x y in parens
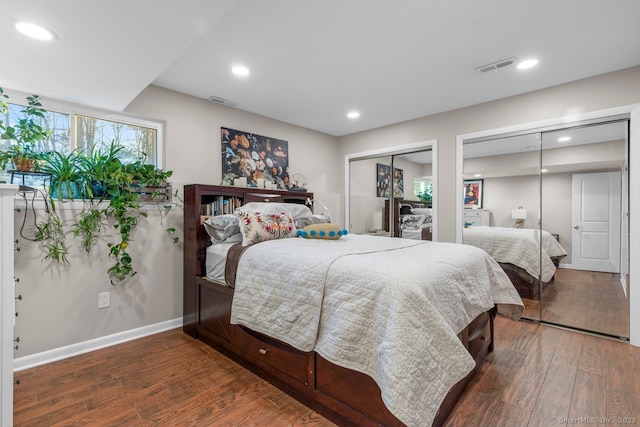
top-left (40, 150), bottom-right (85, 201)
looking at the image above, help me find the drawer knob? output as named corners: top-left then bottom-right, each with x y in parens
top-left (258, 348), bottom-right (269, 355)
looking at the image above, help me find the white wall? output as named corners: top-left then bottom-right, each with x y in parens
top-left (483, 174), bottom-right (540, 227)
top-left (13, 204), bottom-right (183, 359)
top-left (125, 85), bottom-right (341, 215)
top-left (348, 157), bottom-right (387, 234)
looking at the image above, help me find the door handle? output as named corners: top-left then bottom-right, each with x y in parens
top-left (573, 225), bottom-right (579, 229)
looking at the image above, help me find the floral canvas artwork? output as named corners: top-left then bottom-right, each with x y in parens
top-left (221, 127), bottom-right (289, 188)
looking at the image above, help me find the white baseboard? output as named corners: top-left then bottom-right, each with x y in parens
top-left (13, 317), bottom-right (183, 372)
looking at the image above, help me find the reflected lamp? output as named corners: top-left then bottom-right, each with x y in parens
top-left (511, 206), bottom-right (527, 228)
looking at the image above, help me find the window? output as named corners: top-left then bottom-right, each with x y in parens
top-left (0, 101), bottom-right (70, 154)
top-left (414, 177), bottom-right (432, 203)
top-left (1, 91), bottom-right (162, 185)
top-left (75, 115), bottom-right (157, 164)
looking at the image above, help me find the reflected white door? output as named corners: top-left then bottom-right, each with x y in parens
top-left (571, 171), bottom-right (621, 272)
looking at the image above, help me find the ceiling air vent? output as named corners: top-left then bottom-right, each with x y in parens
top-left (474, 57), bottom-right (517, 74)
top-left (206, 95), bottom-right (237, 107)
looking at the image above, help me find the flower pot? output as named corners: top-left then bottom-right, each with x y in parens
top-left (131, 182), bottom-right (172, 202)
top-left (13, 157), bottom-right (35, 172)
top-left (51, 181), bottom-right (82, 200)
top-left (90, 181), bottom-right (107, 198)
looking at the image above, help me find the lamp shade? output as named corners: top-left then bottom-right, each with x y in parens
top-left (512, 209), bottom-right (528, 220)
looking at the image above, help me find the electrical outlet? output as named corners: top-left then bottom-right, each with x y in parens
top-left (98, 292), bottom-right (110, 309)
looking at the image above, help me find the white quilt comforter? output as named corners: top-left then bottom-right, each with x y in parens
top-left (463, 226), bottom-right (567, 282)
top-left (230, 234), bottom-right (523, 427)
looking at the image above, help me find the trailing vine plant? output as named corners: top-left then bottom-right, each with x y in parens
top-left (2, 89), bottom-right (180, 284)
top-left (35, 209), bottom-right (71, 264)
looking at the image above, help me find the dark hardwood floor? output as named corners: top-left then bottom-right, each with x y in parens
top-left (522, 269), bottom-right (629, 338)
top-left (14, 317), bottom-right (640, 426)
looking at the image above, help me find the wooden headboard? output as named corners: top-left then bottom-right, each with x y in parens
top-left (183, 184), bottom-right (312, 336)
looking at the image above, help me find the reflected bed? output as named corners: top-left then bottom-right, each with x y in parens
top-left (463, 226), bottom-right (567, 299)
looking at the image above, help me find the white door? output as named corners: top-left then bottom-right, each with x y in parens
top-left (571, 172), bottom-right (621, 272)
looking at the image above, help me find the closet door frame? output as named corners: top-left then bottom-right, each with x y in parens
top-left (344, 139), bottom-right (438, 240)
top-left (455, 104), bottom-right (639, 346)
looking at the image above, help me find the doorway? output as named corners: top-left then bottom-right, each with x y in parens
top-left (571, 172), bottom-right (621, 273)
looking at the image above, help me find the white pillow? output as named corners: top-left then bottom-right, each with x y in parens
top-left (238, 202), bottom-right (312, 220)
top-left (294, 213), bottom-right (331, 229)
top-left (203, 214), bottom-right (242, 243)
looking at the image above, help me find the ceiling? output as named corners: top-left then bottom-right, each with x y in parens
top-left (463, 120), bottom-right (628, 158)
top-left (463, 120), bottom-right (628, 178)
top-left (3, 1), bottom-right (640, 137)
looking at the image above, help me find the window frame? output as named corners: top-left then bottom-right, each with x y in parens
top-left (2, 88), bottom-right (165, 169)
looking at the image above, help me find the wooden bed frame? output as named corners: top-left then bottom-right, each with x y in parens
top-left (183, 184), bottom-right (496, 426)
top-left (500, 263), bottom-right (552, 300)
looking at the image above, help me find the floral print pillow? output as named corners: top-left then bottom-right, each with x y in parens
top-left (235, 210), bottom-right (297, 246)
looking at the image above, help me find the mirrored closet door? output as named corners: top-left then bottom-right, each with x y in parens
top-left (347, 147), bottom-right (434, 239)
top-left (462, 133), bottom-right (543, 321)
top-left (540, 121), bottom-right (629, 338)
top-left (462, 119), bottom-right (629, 339)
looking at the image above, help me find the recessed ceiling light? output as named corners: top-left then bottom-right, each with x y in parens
top-left (517, 59), bottom-right (538, 70)
top-left (558, 136), bottom-right (571, 142)
top-left (541, 169), bottom-right (548, 173)
top-left (14, 21), bottom-right (55, 41)
top-left (474, 174), bottom-right (482, 177)
top-left (231, 66), bottom-right (250, 76)
top-left (347, 111), bottom-right (360, 119)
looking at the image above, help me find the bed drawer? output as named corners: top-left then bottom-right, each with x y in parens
top-left (468, 311), bottom-right (490, 334)
top-left (467, 313), bottom-right (491, 363)
top-left (235, 326), bottom-right (309, 385)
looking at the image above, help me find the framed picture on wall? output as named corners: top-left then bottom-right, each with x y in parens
top-left (221, 127), bottom-right (289, 188)
top-left (464, 179), bottom-right (483, 209)
top-left (376, 163), bottom-right (404, 198)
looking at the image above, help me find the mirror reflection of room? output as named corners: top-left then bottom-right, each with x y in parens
top-left (348, 149), bottom-right (433, 239)
top-left (540, 122), bottom-right (628, 338)
top-left (462, 120), bottom-right (629, 339)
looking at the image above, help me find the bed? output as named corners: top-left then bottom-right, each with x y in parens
top-left (184, 184), bottom-right (524, 427)
top-left (399, 208), bottom-right (433, 240)
top-left (462, 226), bottom-right (568, 300)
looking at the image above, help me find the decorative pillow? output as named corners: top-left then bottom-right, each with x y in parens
top-left (235, 210), bottom-right (297, 246)
top-left (203, 214), bottom-right (242, 243)
top-left (296, 223), bottom-right (348, 240)
top-left (240, 202), bottom-right (312, 221)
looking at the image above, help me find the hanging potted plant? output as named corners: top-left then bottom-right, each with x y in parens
top-left (0, 87), bottom-right (51, 172)
top-left (125, 160), bottom-right (173, 202)
top-left (72, 149), bottom-right (178, 284)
